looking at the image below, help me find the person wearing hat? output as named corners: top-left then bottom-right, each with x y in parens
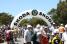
top-left (24, 25), bottom-right (33, 44)
top-left (33, 24), bottom-right (41, 44)
top-left (51, 29), bottom-right (62, 44)
top-left (58, 24), bottom-right (65, 38)
top-left (40, 26), bottom-right (49, 44)
top-left (58, 24), bottom-right (65, 33)
top-left (49, 23), bottom-right (56, 35)
top-left (62, 24), bottom-right (67, 44)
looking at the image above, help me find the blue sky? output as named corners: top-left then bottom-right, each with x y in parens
top-left (0, 0), bottom-right (59, 16)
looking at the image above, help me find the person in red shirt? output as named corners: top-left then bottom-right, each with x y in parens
top-left (5, 30), bottom-right (11, 44)
top-left (40, 26), bottom-right (49, 44)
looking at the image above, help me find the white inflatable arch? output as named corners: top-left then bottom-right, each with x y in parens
top-left (10, 9), bottom-right (53, 28)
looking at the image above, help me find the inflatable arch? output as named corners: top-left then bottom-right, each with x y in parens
top-left (10, 9), bottom-right (53, 28)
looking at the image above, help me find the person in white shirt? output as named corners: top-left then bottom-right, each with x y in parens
top-left (50, 23), bottom-right (56, 34)
top-left (24, 25), bottom-right (33, 44)
top-left (33, 24), bottom-right (41, 44)
top-left (34, 24), bottom-right (41, 33)
top-left (62, 24), bottom-right (67, 44)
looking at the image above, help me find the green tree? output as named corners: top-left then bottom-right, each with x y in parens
top-left (0, 12), bottom-right (14, 25)
top-left (19, 19), bottom-right (29, 26)
top-left (48, 1), bottom-right (67, 25)
top-left (30, 17), bottom-right (47, 27)
top-left (20, 17), bottom-right (47, 27)
top-left (57, 1), bottom-right (67, 24)
top-left (48, 8), bottom-right (57, 15)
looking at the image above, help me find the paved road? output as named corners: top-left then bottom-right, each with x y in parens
top-left (0, 38), bottom-right (24, 44)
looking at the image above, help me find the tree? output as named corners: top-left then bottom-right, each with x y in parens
top-left (0, 12), bottom-right (14, 25)
top-left (30, 17), bottom-right (47, 27)
top-left (19, 19), bottom-right (29, 26)
top-left (48, 1), bottom-right (67, 25)
top-left (57, 1), bottom-right (67, 24)
top-left (48, 8), bottom-right (57, 15)
top-left (20, 17), bottom-right (47, 27)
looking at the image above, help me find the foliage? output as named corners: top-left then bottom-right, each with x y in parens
top-left (30, 17), bottom-right (47, 27)
top-left (48, 1), bottom-right (67, 25)
top-left (0, 12), bottom-right (14, 25)
top-left (20, 17), bottom-right (47, 27)
top-left (48, 8), bottom-right (57, 15)
top-left (19, 19), bottom-right (29, 26)
top-left (57, 1), bottom-right (67, 25)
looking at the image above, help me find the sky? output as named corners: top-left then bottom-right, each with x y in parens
top-left (0, 0), bottom-right (59, 16)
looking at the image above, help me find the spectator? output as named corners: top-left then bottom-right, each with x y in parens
top-left (40, 26), bottom-right (49, 44)
top-left (24, 25), bottom-right (33, 44)
top-left (51, 29), bottom-right (62, 44)
top-left (58, 24), bottom-right (65, 38)
top-left (62, 24), bottom-right (67, 44)
top-left (33, 24), bottom-right (41, 44)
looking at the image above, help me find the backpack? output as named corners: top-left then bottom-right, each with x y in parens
top-left (31, 33), bottom-right (37, 41)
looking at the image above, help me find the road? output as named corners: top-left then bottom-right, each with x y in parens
top-left (1, 37), bottom-right (24, 44)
